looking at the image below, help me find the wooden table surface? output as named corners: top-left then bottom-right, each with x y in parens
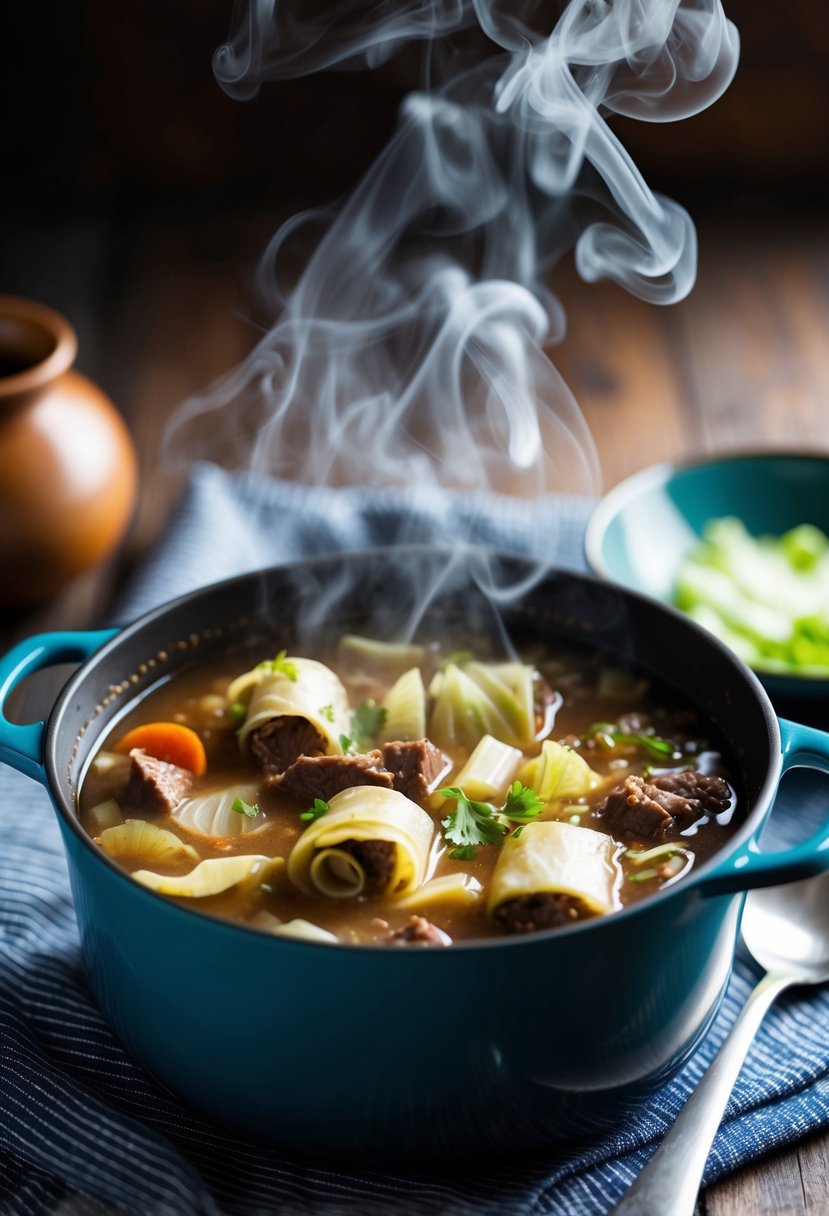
top-left (2, 207), bottom-right (828, 1212)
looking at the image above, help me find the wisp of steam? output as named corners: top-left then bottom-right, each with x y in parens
top-left (165, 0), bottom-right (738, 587)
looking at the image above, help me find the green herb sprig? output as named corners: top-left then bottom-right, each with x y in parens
top-left (300, 798), bottom-right (329, 823)
top-left (231, 797), bottom-right (260, 818)
top-left (440, 782), bottom-right (543, 859)
top-left (351, 699), bottom-right (387, 748)
top-left (587, 722), bottom-right (677, 760)
top-left (257, 650), bottom-right (299, 682)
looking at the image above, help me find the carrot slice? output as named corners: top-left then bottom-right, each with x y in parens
top-left (114, 722), bottom-right (207, 776)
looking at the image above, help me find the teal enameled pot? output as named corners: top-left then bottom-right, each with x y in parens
top-left (1, 548), bottom-right (828, 1160)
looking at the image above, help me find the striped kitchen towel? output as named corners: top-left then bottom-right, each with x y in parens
top-left (1, 463), bottom-right (827, 1216)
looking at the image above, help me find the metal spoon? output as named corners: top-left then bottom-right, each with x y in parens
top-left (610, 872), bottom-right (829, 1216)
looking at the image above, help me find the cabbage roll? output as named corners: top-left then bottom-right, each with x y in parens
top-left (228, 656), bottom-right (350, 765)
top-left (488, 821), bottom-right (622, 933)
top-left (287, 785), bottom-right (434, 899)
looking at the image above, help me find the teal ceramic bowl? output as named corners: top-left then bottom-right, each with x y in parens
top-left (584, 452), bottom-right (829, 701)
top-left (1, 547), bottom-right (829, 1160)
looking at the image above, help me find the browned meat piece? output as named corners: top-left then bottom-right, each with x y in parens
top-left (275, 750), bottom-right (394, 799)
top-left (250, 717), bottom-right (327, 778)
top-left (125, 749), bottom-right (193, 815)
top-left (598, 770), bottom-right (731, 841)
top-left (388, 915), bottom-right (451, 946)
top-left (649, 771), bottom-right (731, 821)
top-left (494, 893), bottom-right (590, 935)
top-left (381, 739), bottom-right (450, 801)
top-left (339, 839), bottom-right (396, 894)
top-left (599, 775), bottom-right (673, 840)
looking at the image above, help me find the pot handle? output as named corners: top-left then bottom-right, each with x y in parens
top-left (0, 629), bottom-right (119, 784)
top-left (699, 718), bottom-right (829, 897)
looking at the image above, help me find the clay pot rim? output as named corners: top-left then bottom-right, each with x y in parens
top-left (0, 294), bottom-right (78, 399)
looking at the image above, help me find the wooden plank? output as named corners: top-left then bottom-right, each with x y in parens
top-left (552, 262), bottom-right (697, 490)
top-left (703, 1150), bottom-right (806, 1215)
top-left (799, 1132), bottom-right (829, 1210)
top-left (678, 226), bottom-right (829, 456)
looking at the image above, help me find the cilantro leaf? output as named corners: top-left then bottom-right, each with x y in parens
top-left (440, 786), bottom-right (506, 860)
top-left (339, 733), bottom-right (356, 755)
top-left (231, 797), bottom-right (260, 818)
top-left (318, 704), bottom-right (335, 723)
top-left (500, 780), bottom-right (544, 825)
top-left (257, 649), bottom-right (299, 682)
top-left (300, 797), bottom-right (329, 823)
top-left (351, 699), bottom-right (387, 748)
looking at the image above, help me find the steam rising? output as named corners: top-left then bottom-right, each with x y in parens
top-left (167, 0), bottom-right (738, 507)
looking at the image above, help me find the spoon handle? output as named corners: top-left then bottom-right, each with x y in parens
top-left (610, 971), bottom-right (794, 1216)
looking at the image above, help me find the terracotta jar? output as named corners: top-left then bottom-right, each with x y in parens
top-left (0, 296), bottom-right (138, 607)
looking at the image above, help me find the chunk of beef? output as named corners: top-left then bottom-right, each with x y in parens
top-left (388, 915), bottom-right (451, 947)
top-left (599, 775), bottom-right (673, 840)
top-left (126, 749), bottom-right (193, 815)
top-left (494, 892), bottom-right (590, 935)
top-left (598, 769), bottom-right (731, 841)
top-left (339, 839), bottom-right (396, 894)
top-left (649, 771), bottom-right (731, 819)
top-left (250, 716), bottom-right (327, 779)
top-left (276, 750), bottom-right (394, 800)
top-left (381, 739), bottom-right (450, 801)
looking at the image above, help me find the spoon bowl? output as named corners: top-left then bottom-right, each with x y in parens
top-left (611, 869), bottom-right (829, 1215)
top-left (743, 875), bottom-right (829, 981)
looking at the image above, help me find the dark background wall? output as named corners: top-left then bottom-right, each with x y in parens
top-left (4, 0), bottom-right (828, 229)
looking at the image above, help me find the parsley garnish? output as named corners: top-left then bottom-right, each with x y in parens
top-left (339, 733), bottom-right (356, 755)
top-left (351, 699), bottom-right (387, 748)
top-left (257, 649), bottom-right (299, 682)
top-left (319, 704), bottom-right (335, 723)
top-left (500, 780), bottom-right (544, 825)
top-left (440, 786), bottom-right (505, 860)
top-left (300, 797), bottom-right (329, 823)
top-left (227, 701), bottom-right (247, 728)
top-left (231, 797), bottom-right (260, 818)
top-left (440, 781), bottom-right (544, 859)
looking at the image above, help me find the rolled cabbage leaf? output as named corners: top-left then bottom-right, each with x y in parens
top-left (488, 821), bottom-right (622, 920)
top-left (519, 740), bottom-right (604, 803)
top-left (173, 783), bottom-right (265, 838)
top-left (133, 854), bottom-right (282, 897)
top-left (96, 819), bottom-right (199, 866)
top-left (287, 785), bottom-right (434, 899)
top-left (229, 657), bottom-right (350, 756)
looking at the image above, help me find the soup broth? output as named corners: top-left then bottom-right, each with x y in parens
top-left (79, 635), bottom-right (741, 945)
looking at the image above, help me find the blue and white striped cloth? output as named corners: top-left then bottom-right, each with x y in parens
top-left (1, 463), bottom-right (828, 1215)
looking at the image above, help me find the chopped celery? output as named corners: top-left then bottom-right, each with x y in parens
top-left (674, 517), bottom-right (829, 676)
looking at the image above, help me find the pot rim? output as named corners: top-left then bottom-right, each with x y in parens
top-left (44, 545), bottom-right (784, 954)
top-left (0, 294), bottom-right (77, 399)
